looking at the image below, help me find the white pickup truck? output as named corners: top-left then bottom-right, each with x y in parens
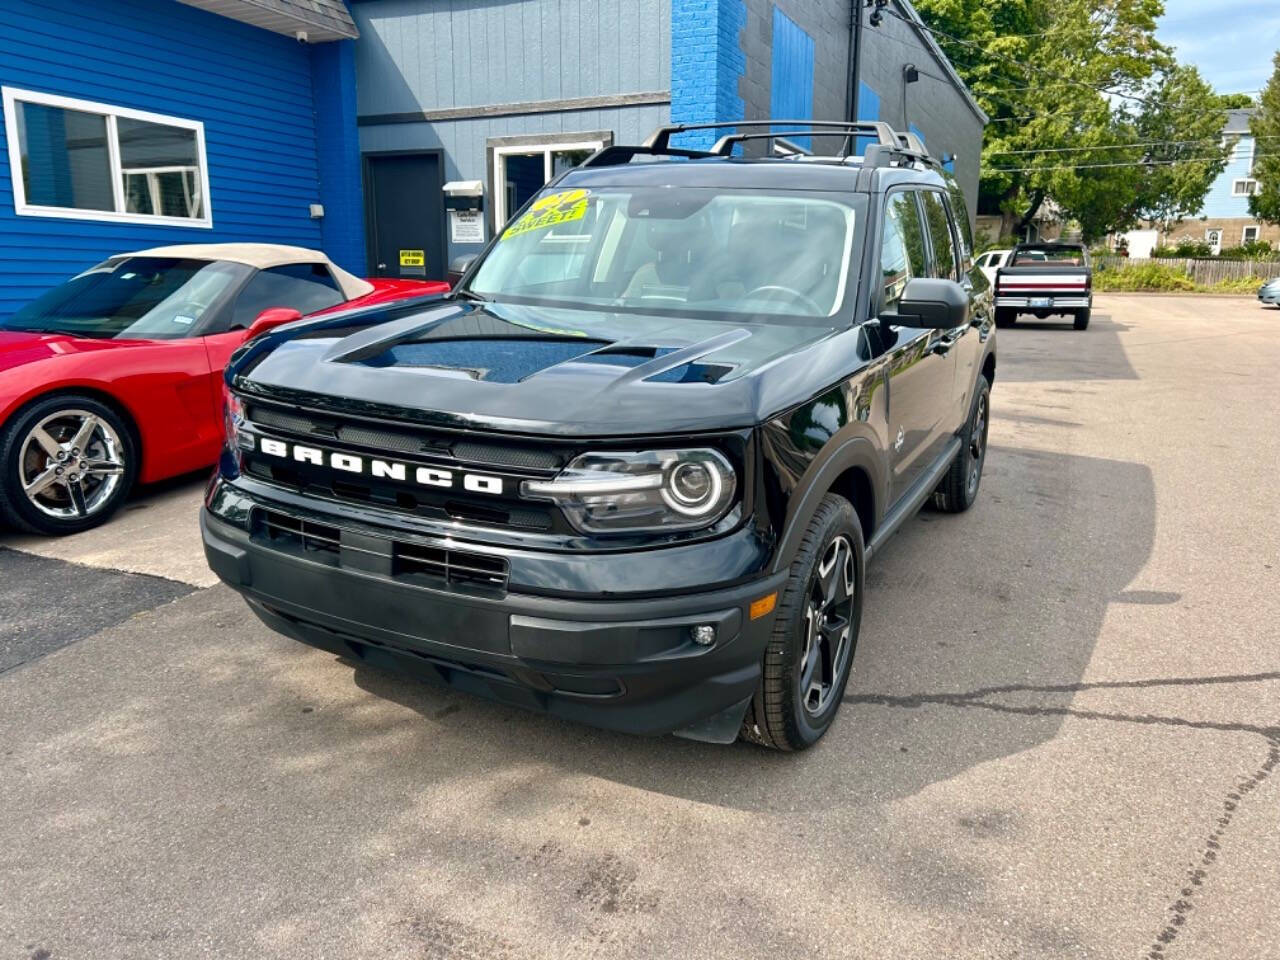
top-left (992, 243), bottom-right (1092, 330)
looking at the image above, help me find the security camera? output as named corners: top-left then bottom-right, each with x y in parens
top-left (295, 30), bottom-right (309, 43)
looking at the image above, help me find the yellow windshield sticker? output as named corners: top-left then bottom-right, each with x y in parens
top-left (505, 189), bottom-right (590, 238)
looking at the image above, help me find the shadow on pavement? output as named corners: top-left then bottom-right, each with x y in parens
top-left (340, 442), bottom-right (1156, 809)
top-left (996, 314), bottom-right (1139, 382)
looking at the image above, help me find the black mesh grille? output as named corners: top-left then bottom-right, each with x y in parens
top-left (253, 509), bottom-right (509, 592)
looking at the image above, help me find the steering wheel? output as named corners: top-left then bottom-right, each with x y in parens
top-left (745, 284), bottom-right (824, 315)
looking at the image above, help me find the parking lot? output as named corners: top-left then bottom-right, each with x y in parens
top-left (2, 294), bottom-right (1277, 960)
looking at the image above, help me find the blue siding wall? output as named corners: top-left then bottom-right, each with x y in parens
top-left (0, 0), bottom-right (347, 316)
top-left (770, 8), bottom-right (814, 149)
top-left (310, 39), bottom-right (366, 274)
top-left (1201, 137), bottom-right (1256, 219)
top-left (670, 0), bottom-right (746, 150)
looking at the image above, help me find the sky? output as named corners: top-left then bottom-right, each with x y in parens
top-left (1157, 0), bottom-right (1280, 97)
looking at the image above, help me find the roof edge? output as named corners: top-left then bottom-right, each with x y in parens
top-left (892, 0), bottom-right (990, 126)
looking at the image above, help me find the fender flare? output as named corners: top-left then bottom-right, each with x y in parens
top-left (770, 434), bottom-right (886, 575)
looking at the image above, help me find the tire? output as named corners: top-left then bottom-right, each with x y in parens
top-left (0, 394), bottom-right (136, 535)
top-left (740, 494), bottom-right (864, 751)
top-left (994, 308), bottom-right (1016, 328)
top-left (933, 374), bottom-right (991, 514)
top-left (1073, 308), bottom-right (1091, 330)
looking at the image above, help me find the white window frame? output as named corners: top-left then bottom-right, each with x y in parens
top-left (1242, 225), bottom-right (1260, 244)
top-left (492, 138), bottom-right (605, 227)
top-left (1231, 178), bottom-right (1258, 197)
top-left (2, 86), bottom-right (212, 228)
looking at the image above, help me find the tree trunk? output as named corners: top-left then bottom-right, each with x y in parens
top-left (1016, 189), bottom-right (1047, 239)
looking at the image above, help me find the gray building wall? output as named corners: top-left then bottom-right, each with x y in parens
top-left (353, 0), bottom-right (671, 262)
top-left (734, 0), bottom-right (985, 226)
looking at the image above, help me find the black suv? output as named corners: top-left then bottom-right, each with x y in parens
top-left (202, 121), bottom-right (996, 750)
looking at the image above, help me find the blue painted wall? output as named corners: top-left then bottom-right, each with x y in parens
top-left (1200, 136), bottom-right (1256, 219)
top-left (670, 0), bottom-right (746, 150)
top-left (0, 0), bottom-right (362, 316)
top-left (769, 8), bottom-right (814, 150)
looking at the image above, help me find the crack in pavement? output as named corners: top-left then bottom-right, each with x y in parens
top-left (1145, 737), bottom-right (1279, 960)
top-left (843, 672), bottom-right (1280, 958)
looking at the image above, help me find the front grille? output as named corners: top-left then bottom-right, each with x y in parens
top-left (241, 398), bottom-right (567, 533)
top-left (252, 508), bottom-right (509, 593)
top-left (393, 540), bottom-right (508, 589)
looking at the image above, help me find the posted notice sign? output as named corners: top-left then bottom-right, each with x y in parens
top-left (450, 209), bottom-right (485, 244)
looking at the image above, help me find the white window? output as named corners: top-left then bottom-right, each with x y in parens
top-left (492, 138), bottom-right (605, 227)
top-left (1232, 178), bottom-right (1259, 197)
top-left (1243, 225), bottom-right (1260, 244)
top-left (3, 87), bottom-right (211, 227)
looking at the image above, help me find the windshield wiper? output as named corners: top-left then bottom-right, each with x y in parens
top-left (452, 289), bottom-right (491, 303)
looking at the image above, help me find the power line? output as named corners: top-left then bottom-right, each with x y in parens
top-left (879, 6), bottom-right (1161, 109)
top-left (986, 135), bottom-right (1280, 156)
top-left (987, 154), bottom-right (1275, 174)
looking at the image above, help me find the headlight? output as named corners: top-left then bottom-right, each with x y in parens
top-left (522, 449), bottom-right (737, 534)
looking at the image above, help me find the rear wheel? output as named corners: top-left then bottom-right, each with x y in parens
top-left (0, 395), bottom-right (135, 535)
top-left (933, 375), bottom-right (990, 513)
top-left (995, 308), bottom-right (1016, 328)
top-left (740, 495), bottom-right (863, 751)
top-left (1074, 308), bottom-right (1091, 330)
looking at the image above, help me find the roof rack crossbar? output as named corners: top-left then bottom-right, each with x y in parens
top-left (579, 144), bottom-right (719, 168)
top-left (710, 129), bottom-right (909, 158)
top-left (644, 119), bottom-right (901, 153)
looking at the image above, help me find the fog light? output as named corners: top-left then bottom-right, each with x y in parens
top-left (690, 624), bottom-right (716, 646)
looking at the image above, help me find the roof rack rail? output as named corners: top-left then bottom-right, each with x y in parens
top-left (579, 119), bottom-right (938, 169)
top-left (645, 119), bottom-right (901, 155)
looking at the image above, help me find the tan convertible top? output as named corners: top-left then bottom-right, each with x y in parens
top-left (128, 243), bottom-right (374, 300)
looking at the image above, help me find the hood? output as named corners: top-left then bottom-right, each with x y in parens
top-left (234, 300), bottom-right (850, 436)
top-left (0, 330), bottom-right (137, 376)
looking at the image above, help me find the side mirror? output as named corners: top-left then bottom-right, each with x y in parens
top-left (893, 278), bottom-right (969, 329)
top-left (448, 253), bottom-right (480, 287)
top-left (245, 306), bottom-right (303, 339)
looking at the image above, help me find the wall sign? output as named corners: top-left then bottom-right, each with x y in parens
top-left (399, 249), bottom-right (425, 267)
top-left (449, 209), bottom-right (485, 244)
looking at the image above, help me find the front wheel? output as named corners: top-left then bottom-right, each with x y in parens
top-left (933, 374), bottom-right (990, 513)
top-left (0, 395), bottom-right (136, 535)
top-left (740, 494), bottom-right (864, 750)
top-left (1074, 308), bottom-right (1091, 330)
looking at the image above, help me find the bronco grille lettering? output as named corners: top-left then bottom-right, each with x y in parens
top-left (254, 437), bottom-right (504, 495)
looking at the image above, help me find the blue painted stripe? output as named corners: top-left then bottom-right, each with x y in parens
top-left (770, 8), bottom-right (815, 150)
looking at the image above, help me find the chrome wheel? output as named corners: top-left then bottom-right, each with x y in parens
top-left (19, 410), bottom-right (126, 520)
top-left (800, 534), bottom-right (856, 717)
top-left (967, 391), bottom-right (988, 496)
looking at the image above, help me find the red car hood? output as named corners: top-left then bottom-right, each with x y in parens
top-left (0, 330), bottom-right (142, 375)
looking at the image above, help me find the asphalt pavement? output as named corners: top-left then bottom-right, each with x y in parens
top-left (1, 295), bottom-right (1277, 960)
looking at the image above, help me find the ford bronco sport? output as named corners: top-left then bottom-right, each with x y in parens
top-left (202, 120), bottom-right (996, 750)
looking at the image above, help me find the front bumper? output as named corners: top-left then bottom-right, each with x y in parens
top-left (201, 484), bottom-right (785, 741)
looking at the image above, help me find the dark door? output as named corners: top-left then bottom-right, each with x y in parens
top-left (365, 153), bottom-right (445, 281)
top-left (875, 189), bottom-right (956, 507)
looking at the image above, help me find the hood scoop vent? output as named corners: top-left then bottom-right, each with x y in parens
top-left (356, 337), bottom-right (609, 383)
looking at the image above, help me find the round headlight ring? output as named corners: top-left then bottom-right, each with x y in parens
top-left (660, 452), bottom-right (729, 517)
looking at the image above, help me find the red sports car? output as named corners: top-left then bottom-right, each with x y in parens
top-left (0, 243), bottom-right (447, 535)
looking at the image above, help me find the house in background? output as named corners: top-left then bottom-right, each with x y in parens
top-left (353, 0), bottom-right (987, 281)
top-left (0, 0), bottom-right (365, 318)
top-left (1119, 108), bottom-right (1275, 256)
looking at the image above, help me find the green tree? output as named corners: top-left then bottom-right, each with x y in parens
top-left (910, 0), bottom-right (1230, 240)
top-left (1249, 52), bottom-right (1280, 225)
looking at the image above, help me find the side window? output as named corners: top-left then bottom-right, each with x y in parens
top-left (231, 263), bottom-right (343, 328)
top-left (879, 191), bottom-right (928, 314)
top-left (945, 180), bottom-right (975, 270)
top-left (921, 191), bottom-right (958, 281)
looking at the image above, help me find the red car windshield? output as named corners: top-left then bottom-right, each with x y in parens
top-left (2, 257), bottom-right (250, 339)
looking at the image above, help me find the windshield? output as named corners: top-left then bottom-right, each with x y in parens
top-left (2, 257), bottom-right (249, 339)
top-left (467, 186), bottom-right (858, 320)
